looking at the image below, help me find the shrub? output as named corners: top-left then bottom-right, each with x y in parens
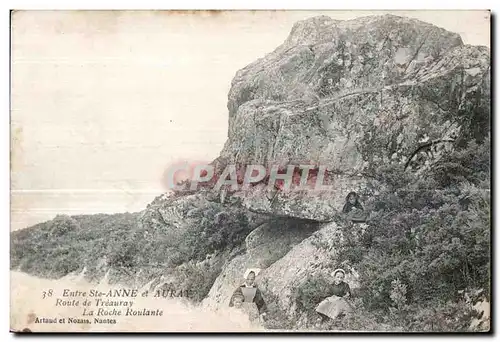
top-left (10, 213), bottom-right (139, 279)
top-left (294, 276), bottom-right (333, 313)
top-left (170, 255), bottom-right (225, 303)
top-left (260, 289), bottom-right (295, 330)
top-left (334, 137), bottom-right (491, 330)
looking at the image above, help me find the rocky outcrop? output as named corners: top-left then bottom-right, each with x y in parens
top-left (204, 13), bottom-right (489, 319)
top-left (10, 14), bottom-right (490, 330)
top-left (218, 14), bottom-right (490, 221)
top-left (203, 217), bottom-right (320, 309)
top-left (139, 191), bottom-right (265, 236)
top-left (245, 218), bottom-right (319, 268)
top-left (202, 254), bottom-right (251, 309)
top-left (233, 177), bottom-right (370, 222)
top-left (259, 222), bottom-right (359, 314)
top-left (204, 221), bottom-right (360, 316)
top-left (140, 192), bottom-right (220, 231)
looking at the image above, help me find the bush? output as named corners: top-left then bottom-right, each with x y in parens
top-left (294, 276), bottom-right (333, 313)
top-left (333, 137), bottom-right (491, 330)
top-left (145, 207), bottom-right (252, 267)
top-left (260, 289), bottom-right (296, 330)
top-left (170, 255), bottom-right (225, 302)
top-left (11, 213), bottom-right (139, 279)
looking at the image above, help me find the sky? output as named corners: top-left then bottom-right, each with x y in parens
top-left (10, 10), bottom-right (490, 229)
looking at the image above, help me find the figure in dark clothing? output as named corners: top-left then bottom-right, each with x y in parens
top-left (342, 192), bottom-right (367, 223)
top-left (330, 269), bottom-right (352, 298)
top-left (229, 271), bottom-right (267, 316)
top-left (342, 192), bottom-right (364, 213)
top-left (316, 269), bottom-right (353, 322)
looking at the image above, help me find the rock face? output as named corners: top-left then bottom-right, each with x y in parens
top-left (259, 222), bottom-right (359, 314)
top-left (139, 191), bottom-right (265, 235)
top-left (9, 14), bottom-right (490, 329)
top-left (245, 218), bottom-right (319, 268)
top-left (203, 218), bottom-right (320, 309)
top-left (202, 253), bottom-right (253, 309)
top-left (204, 14), bottom-right (489, 318)
top-left (204, 221), bottom-right (360, 317)
top-left (218, 14), bottom-right (490, 221)
top-left (234, 177), bottom-right (370, 222)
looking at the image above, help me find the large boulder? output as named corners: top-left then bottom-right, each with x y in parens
top-left (234, 177), bottom-right (370, 222)
top-left (203, 218), bottom-right (320, 309)
top-left (218, 14), bottom-right (490, 221)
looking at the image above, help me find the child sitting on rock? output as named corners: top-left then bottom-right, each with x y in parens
top-left (342, 192), bottom-right (367, 223)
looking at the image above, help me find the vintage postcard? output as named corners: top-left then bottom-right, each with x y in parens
top-left (10, 10), bottom-right (491, 333)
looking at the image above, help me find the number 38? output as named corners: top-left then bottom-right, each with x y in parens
top-left (42, 289), bottom-right (53, 299)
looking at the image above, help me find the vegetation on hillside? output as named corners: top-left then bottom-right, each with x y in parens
top-left (10, 134), bottom-right (490, 332)
top-left (11, 198), bottom-right (252, 296)
top-left (11, 213), bottom-right (139, 279)
top-left (280, 137), bottom-right (490, 332)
